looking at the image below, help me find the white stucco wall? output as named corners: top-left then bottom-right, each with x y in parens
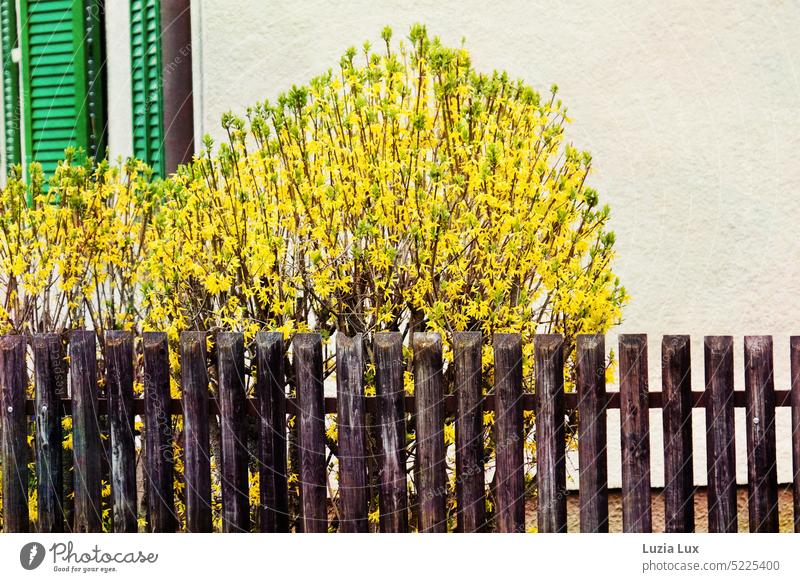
top-left (103, 0), bottom-right (800, 487)
top-left (105, 1), bottom-right (134, 162)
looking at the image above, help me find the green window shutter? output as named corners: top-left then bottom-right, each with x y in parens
top-left (1, 0), bottom-right (21, 171)
top-left (85, 0), bottom-right (105, 160)
top-left (130, 0), bottom-right (164, 176)
top-left (19, 0), bottom-right (106, 177)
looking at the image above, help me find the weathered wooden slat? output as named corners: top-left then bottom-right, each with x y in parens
top-left (32, 333), bottom-right (65, 533)
top-left (143, 332), bottom-right (175, 532)
top-left (576, 333), bottom-right (608, 533)
top-left (336, 334), bottom-right (368, 533)
top-left (218, 332), bottom-right (250, 532)
top-left (106, 331), bottom-right (137, 533)
top-left (254, 332), bottom-right (288, 533)
top-left (374, 332), bottom-right (409, 533)
top-left (181, 331), bottom-right (212, 532)
top-left (534, 333), bottom-right (566, 533)
top-left (619, 334), bottom-right (652, 533)
top-left (294, 333), bottom-right (327, 533)
top-left (453, 331), bottom-right (485, 533)
top-left (413, 332), bottom-right (447, 533)
top-left (791, 337), bottom-right (800, 533)
top-left (0, 335), bottom-right (29, 532)
top-left (743, 336), bottom-right (778, 532)
top-left (494, 333), bottom-right (525, 533)
top-left (662, 335), bottom-right (694, 533)
top-left (704, 335), bottom-right (737, 533)
top-left (70, 330), bottom-right (102, 533)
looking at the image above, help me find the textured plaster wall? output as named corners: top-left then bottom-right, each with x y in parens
top-left (106, 1), bottom-right (134, 161)
top-left (105, 0), bottom-right (800, 487)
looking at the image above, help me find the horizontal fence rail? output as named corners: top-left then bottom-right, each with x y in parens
top-left (14, 390), bottom-right (797, 416)
top-left (0, 331), bottom-right (798, 533)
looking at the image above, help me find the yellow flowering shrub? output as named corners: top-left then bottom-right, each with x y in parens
top-left (143, 25), bottom-right (626, 356)
top-left (0, 152), bottom-right (159, 338)
top-left (0, 25), bottom-right (628, 531)
top-left (138, 25), bottom-right (627, 530)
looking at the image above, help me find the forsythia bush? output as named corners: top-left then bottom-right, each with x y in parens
top-left (141, 24), bottom-right (627, 530)
top-left (0, 25), bottom-right (627, 531)
top-left (0, 152), bottom-right (158, 338)
top-left (143, 25), bottom-right (626, 358)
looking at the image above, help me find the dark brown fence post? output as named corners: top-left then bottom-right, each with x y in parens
top-left (294, 333), bottom-right (327, 533)
top-left (374, 332), bottom-right (409, 533)
top-left (495, 333), bottom-right (525, 533)
top-left (336, 333), bottom-right (368, 532)
top-left (181, 331), bottom-right (212, 532)
top-left (704, 336), bottom-right (737, 533)
top-left (255, 332), bottom-right (288, 533)
top-left (0, 335), bottom-right (29, 532)
top-left (534, 333), bottom-right (566, 533)
top-left (662, 335), bottom-right (694, 533)
top-left (413, 332), bottom-right (447, 533)
top-left (454, 331), bottom-right (485, 533)
top-left (743, 336), bottom-right (778, 533)
top-left (143, 332), bottom-right (175, 532)
top-left (218, 332), bottom-right (250, 532)
top-left (33, 333), bottom-right (65, 533)
top-left (619, 334), bottom-right (652, 533)
top-left (791, 337), bottom-right (800, 533)
top-left (106, 331), bottom-right (137, 533)
top-left (70, 330), bottom-right (102, 533)
top-left (576, 333), bottom-right (608, 533)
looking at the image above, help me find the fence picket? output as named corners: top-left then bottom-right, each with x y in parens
top-left (577, 333), bottom-right (608, 533)
top-left (336, 333), bottom-right (368, 532)
top-left (619, 334), bottom-right (652, 533)
top-left (71, 330), bottom-right (102, 533)
top-left (744, 336), bottom-right (778, 532)
top-left (662, 335), bottom-right (694, 533)
top-left (255, 332), bottom-right (288, 532)
top-left (0, 335), bottom-right (29, 532)
top-left (294, 333), bottom-right (327, 533)
top-left (454, 331), bottom-right (485, 533)
top-left (181, 331), bottom-right (212, 532)
top-left (534, 334), bottom-right (566, 533)
top-left (495, 333), bottom-right (525, 532)
top-left (374, 332), bottom-right (409, 533)
top-left (704, 336), bottom-right (737, 533)
top-left (33, 333), bottom-right (65, 533)
top-left (106, 331), bottom-right (137, 533)
top-left (218, 332), bottom-right (250, 532)
top-left (413, 332), bottom-right (447, 532)
top-left (143, 332), bottom-right (176, 533)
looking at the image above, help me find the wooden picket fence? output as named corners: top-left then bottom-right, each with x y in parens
top-left (1, 331), bottom-right (799, 533)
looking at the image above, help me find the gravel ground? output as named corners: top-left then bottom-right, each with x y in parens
top-left (525, 486), bottom-right (797, 533)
